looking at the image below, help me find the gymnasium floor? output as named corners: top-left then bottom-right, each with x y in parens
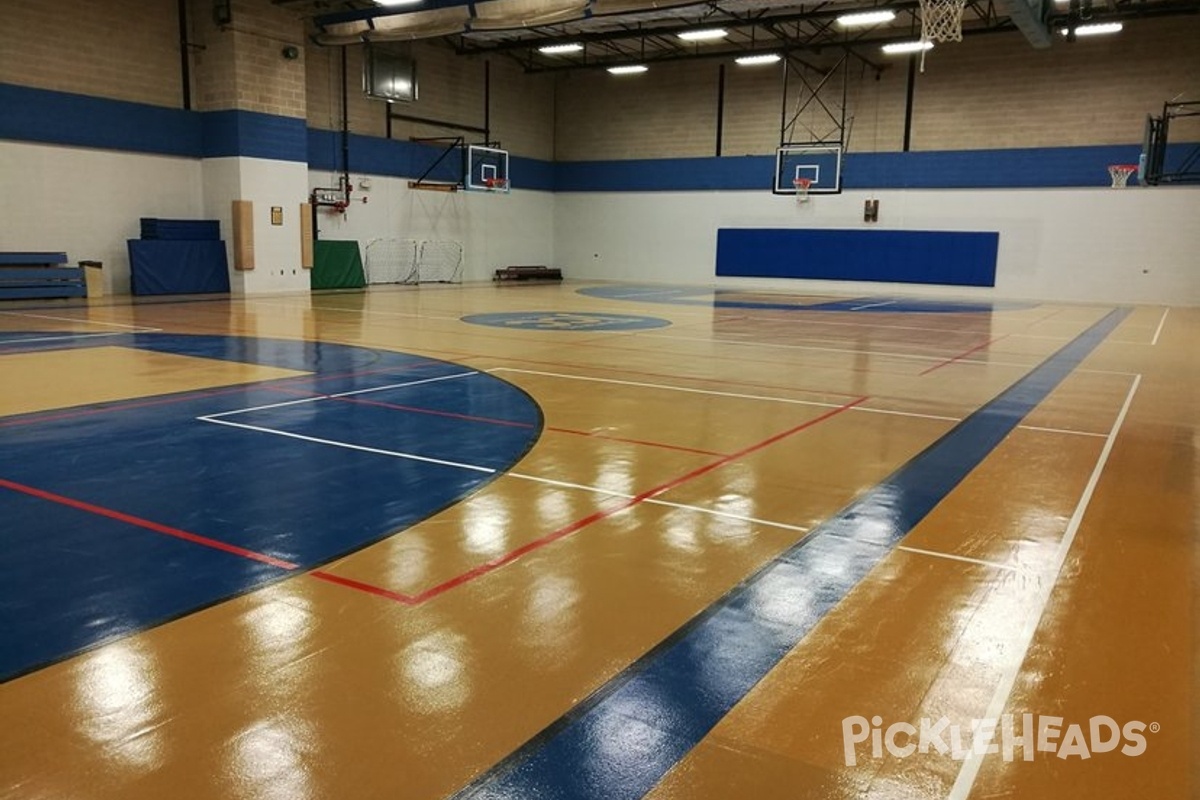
top-left (0, 282), bottom-right (1194, 799)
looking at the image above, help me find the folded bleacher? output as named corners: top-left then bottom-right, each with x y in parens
top-left (0, 253), bottom-right (87, 300)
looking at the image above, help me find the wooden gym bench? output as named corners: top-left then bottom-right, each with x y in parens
top-left (493, 265), bottom-right (563, 283)
top-left (0, 253), bottom-right (87, 300)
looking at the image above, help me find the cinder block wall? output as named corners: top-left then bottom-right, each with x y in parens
top-left (190, 0), bottom-right (308, 118)
top-left (0, 0), bottom-right (182, 107)
top-left (553, 15), bottom-right (1200, 161)
top-left (305, 42), bottom-right (555, 160)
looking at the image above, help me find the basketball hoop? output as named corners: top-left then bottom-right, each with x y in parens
top-left (1107, 164), bottom-right (1137, 189)
top-left (484, 177), bottom-right (509, 192)
top-left (793, 177), bottom-right (812, 203)
top-left (918, 0), bottom-right (966, 70)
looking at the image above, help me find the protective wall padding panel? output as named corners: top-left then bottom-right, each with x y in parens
top-left (127, 240), bottom-right (231, 296)
top-left (300, 204), bottom-right (314, 269)
top-left (139, 218), bottom-right (221, 241)
top-left (311, 241), bottom-right (366, 289)
top-left (715, 228), bottom-right (1000, 287)
top-left (232, 200), bottom-right (255, 271)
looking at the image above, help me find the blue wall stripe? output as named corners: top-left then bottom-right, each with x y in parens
top-left (307, 129), bottom-right (557, 191)
top-left (451, 306), bottom-right (1131, 800)
top-left (554, 145), bottom-right (1174, 192)
top-left (0, 82), bottom-right (201, 158)
top-left (201, 109), bottom-right (308, 162)
top-left (715, 228), bottom-right (999, 287)
top-left (2, 83), bottom-right (1193, 190)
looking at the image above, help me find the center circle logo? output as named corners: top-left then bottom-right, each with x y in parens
top-left (461, 311), bottom-right (671, 331)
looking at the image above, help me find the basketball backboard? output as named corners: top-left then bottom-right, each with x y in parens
top-left (466, 145), bottom-right (510, 193)
top-left (774, 145), bottom-right (843, 194)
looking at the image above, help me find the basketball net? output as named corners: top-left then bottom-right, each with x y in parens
top-left (793, 178), bottom-right (812, 204)
top-left (1108, 165), bottom-right (1137, 188)
top-left (919, 0), bottom-right (966, 71)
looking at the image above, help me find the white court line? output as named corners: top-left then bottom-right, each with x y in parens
top-left (245, 297), bottom-right (461, 323)
top-left (198, 416), bottom-right (495, 473)
top-left (859, 407), bottom-right (961, 423)
top-left (491, 366), bottom-right (848, 409)
top-left (636, 332), bottom-right (1137, 377)
top-left (492, 366), bottom-right (982, 425)
top-left (644, 331), bottom-right (1044, 370)
top-left (947, 373), bottom-right (1141, 800)
top-left (896, 545), bottom-right (1030, 575)
top-left (0, 310), bottom-right (160, 332)
top-left (1151, 307), bottom-right (1169, 346)
top-left (1017, 424), bottom-right (1107, 438)
top-left (506, 471), bottom-right (813, 534)
top-left (203, 371), bottom-right (478, 419)
top-left (0, 332), bottom-right (126, 346)
top-left (849, 300), bottom-right (897, 311)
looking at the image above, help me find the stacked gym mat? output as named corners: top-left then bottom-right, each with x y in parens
top-left (128, 218), bottom-right (230, 296)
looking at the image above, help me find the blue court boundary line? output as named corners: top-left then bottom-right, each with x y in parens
top-left (451, 306), bottom-right (1131, 800)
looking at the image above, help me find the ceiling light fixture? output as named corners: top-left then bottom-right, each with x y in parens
top-left (677, 28), bottom-right (729, 41)
top-left (1061, 21), bottom-right (1124, 36)
top-left (374, 0), bottom-right (423, 6)
top-left (881, 40), bottom-right (934, 54)
top-left (538, 42), bottom-right (584, 54)
top-left (735, 53), bottom-right (782, 65)
top-left (607, 64), bottom-right (649, 75)
top-left (836, 10), bottom-right (897, 27)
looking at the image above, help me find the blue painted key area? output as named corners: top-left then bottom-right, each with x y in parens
top-left (0, 334), bottom-right (542, 681)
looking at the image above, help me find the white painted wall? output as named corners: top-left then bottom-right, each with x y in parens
top-left (308, 172), bottom-right (555, 283)
top-left (0, 141), bottom-right (203, 295)
top-left (6, 136), bottom-right (1194, 305)
top-left (553, 187), bottom-right (1200, 305)
top-left (203, 157), bottom-right (311, 294)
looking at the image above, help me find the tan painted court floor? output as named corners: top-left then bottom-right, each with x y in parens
top-left (0, 283), bottom-right (1195, 799)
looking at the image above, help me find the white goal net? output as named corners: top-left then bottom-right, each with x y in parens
top-left (365, 238), bottom-right (418, 284)
top-left (416, 240), bottom-right (464, 284)
top-left (364, 238), bottom-right (463, 284)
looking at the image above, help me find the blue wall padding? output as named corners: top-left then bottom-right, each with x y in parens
top-left (127, 240), bottom-right (230, 296)
top-left (715, 228), bottom-right (1000, 287)
top-left (139, 219), bottom-right (221, 241)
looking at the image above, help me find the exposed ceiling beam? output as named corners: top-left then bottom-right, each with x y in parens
top-left (994, 0), bottom-right (1053, 46)
top-left (456, 3), bottom-right (922, 54)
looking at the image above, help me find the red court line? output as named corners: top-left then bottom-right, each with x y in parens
top-left (396, 395), bottom-right (868, 604)
top-left (0, 478), bottom-right (299, 570)
top-left (270, 387), bottom-right (729, 458)
top-left (918, 334), bottom-right (1011, 376)
top-left (308, 570), bottom-right (418, 604)
top-left (544, 426), bottom-right (726, 458)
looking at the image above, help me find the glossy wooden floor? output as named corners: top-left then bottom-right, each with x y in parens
top-left (0, 284), bottom-right (1194, 799)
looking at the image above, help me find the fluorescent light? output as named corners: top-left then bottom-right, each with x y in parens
top-left (677, 28), bottom-right (728, 41)
top-left (375, 0), bottom-right (422, 6)
top-left (837, 10), bottom-right (897, 27)
top-left (607, 64), bottom-right (649, 75)
top-left (735, 53), bottom-right (782, 66)
top-left (881, 40), bottom-right (934, 54)
top-left (539, 42), bottom-right (584, 54)
top-left (1061, 21), bottom-right (1123, 36)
